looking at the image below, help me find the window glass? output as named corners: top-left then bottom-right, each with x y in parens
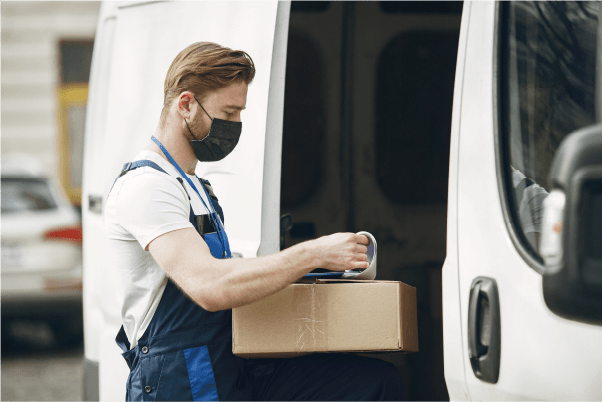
top-left (1, 178), bottom-right (58, 214)
top-left (60, 41), bottom-right (94, 83)
top-left (281, 33), bottom-right (324, 208)
top-left (376, 31), bottom-right (459, 204)
top-left (502, 1), bottom-right (600, 253)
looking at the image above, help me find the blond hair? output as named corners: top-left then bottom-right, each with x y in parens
top-left (161, 42), bottom-right (255, 120)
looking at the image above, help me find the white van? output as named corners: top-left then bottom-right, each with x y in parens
top-left (82, 1), bottom-right (601, 400)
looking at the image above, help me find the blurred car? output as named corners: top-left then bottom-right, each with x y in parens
top-left (1, 155), bottom-right (83, 346)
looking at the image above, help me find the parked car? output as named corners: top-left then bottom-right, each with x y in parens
top-left (1, 154), bottom-right (84, 346)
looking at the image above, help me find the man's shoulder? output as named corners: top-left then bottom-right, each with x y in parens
top-left (115, 150), bottom-right (176, 185)
top-left (107, 149), bottom-right (193, 215)
top-left (110, 162), bottom-right (185, 206)
top-left (106, 161), bottom-right (191, 231)
top-left (129, 150), bottom-right (178, 175)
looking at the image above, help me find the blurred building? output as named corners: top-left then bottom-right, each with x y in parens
top-left (2, 1), bottom-right (101, 206)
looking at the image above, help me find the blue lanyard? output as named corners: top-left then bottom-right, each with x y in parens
top-left (150, 136), bottom-right (227, 251)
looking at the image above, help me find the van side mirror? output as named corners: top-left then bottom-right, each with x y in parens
top-left (540, 124), bottom-right (601, 325)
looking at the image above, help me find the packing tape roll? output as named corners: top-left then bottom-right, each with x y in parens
top-left (341, 231), bottom-right (377, 280)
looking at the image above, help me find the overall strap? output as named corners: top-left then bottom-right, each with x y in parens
top-left (110, 159), bottom-right (226, 235)
top-left (199, 177), bottom-right (219, 201)
top-left (109, 160), bottom-right (169, 194)
top-left (110, 159), bottom-right (217, 228)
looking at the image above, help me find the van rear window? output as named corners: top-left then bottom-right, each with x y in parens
top-left (1, 178), bottom-right (58, 214)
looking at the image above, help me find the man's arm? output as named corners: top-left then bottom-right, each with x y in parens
top-left (148, 228), bottom-right (369, 312)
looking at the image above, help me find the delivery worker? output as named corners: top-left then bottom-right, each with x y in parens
top-left (105, 42), bottom-right (405, 401)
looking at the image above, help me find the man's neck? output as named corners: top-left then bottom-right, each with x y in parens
top-left (148, 121), bottom-right (198, 175)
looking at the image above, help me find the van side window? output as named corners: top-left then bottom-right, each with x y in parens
top-left (376, 31), bottom-right (459, 204)
top-left (500, 1), bottom-right (600, 255)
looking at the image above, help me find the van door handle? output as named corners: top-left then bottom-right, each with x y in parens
top-left (468, 283), bottom-right (488, 358)
top-left (468, 277), bottom-right (501, 384)
top-left (88, 195), bottom-right (103, 214)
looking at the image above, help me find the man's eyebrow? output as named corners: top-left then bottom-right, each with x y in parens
top-left (225, 105), bottom-right (246, 111)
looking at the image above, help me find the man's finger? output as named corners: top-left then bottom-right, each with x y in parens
top-left (355, 244), bottom-right (368, 254)
top-left (351, 261), bottom-right (370, 269)
top-left (355, 234), bottom-right (369, 245)
top-left (356, 253), bottom-right (368, 261)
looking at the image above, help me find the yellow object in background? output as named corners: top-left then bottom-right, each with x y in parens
top-left (58, 84), bottom-right (88, 206)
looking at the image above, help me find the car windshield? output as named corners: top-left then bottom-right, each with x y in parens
top-left (1, 177), bottom-right (58, 214)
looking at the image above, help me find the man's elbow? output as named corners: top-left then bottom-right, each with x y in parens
top-left (199, 298), bottom-right (223, 313)
top-left (194, 284), bottom-right (228, 312)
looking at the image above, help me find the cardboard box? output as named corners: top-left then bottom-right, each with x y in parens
top-left (232, 280), bottom-right (418, 358)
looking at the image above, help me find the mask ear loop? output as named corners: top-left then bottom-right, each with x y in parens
top-left (194, 96), bottom-right (213, 121)
top-left (183, 117), bottom-right (196, 138)
top-left (184, 95), bottom-right (212, 140)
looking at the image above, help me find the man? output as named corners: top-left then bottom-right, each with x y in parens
top-left (105, 42), bottom-right (404, 401)
top-left (511, 167), bottom-right (550, 251)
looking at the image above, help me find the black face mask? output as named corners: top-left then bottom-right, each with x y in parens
top-left (184, 96), bottom-right (242, 162)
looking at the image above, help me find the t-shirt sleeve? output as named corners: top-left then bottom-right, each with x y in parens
top-left (519, 183), bottom-right (549, 234)
top-left (114, 171), bottom-right (193, 251)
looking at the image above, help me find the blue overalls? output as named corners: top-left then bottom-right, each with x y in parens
top-left (110, 140), bottom-right (405, 401)
top-left (112, 156), bottom-right (252, 401)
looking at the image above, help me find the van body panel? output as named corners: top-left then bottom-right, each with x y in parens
top-left (441, 1), bottom-right (471, 400)
top-left (82, 0), bottom-right (118, 367)
top-left (451, 2), bottom-right (602, 400)
top-left (82, 4), bottom-right (125, 400)
top-left (257, 1), bottom-right (291, 257)
top-left (83, 2), bottom-right (282, 400)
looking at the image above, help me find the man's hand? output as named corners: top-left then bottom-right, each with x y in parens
top-left (148, 229), bottom-right (371, 312)
top-left (309, 233), bottom-right (370, 271)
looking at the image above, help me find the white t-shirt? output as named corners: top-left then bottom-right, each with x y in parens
top-left (104, 150), bottom-right (215, 349)
top-left (511, 170), bottom-right (549, 234)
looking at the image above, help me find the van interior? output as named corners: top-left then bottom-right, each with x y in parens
top-left (279, 2), bottom-right (463, 400)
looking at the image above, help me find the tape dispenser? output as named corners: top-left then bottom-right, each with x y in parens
top-left (303, 231), bottom-right (377, 281)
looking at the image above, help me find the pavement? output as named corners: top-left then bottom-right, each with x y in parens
top-left (1, 319), bottom-right (84, 401)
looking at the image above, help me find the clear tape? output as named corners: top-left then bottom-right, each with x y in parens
top-left (293, 284), bottom-right (328, 352)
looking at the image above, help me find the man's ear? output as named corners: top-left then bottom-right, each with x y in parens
top-left (177, 92), bottom-right (194, 118)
